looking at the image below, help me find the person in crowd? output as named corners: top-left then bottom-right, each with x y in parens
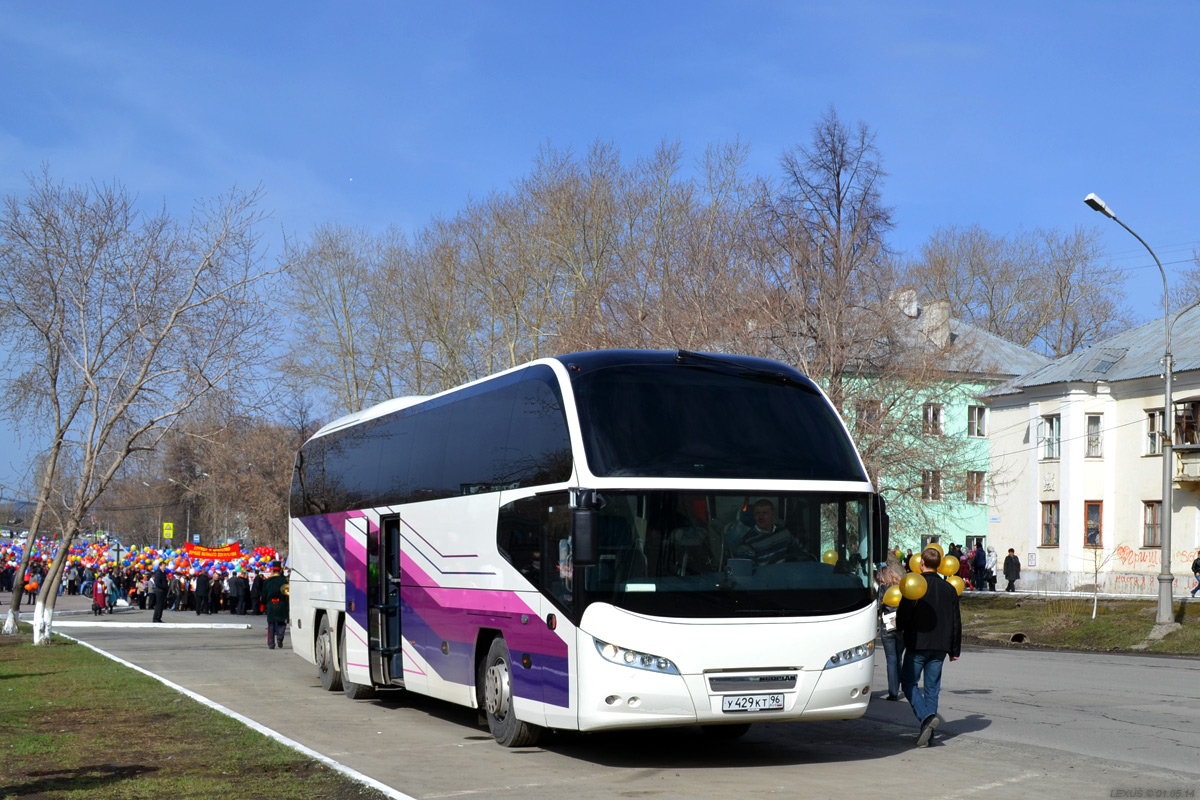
top-left (102, 570), bottom-right (118, 613)
top-left (1190, 553), bottom-right (1200, 598)
top-left (263, 562), bottom-right (289, 650)
top-left (195, 570), bottom-right (210, 615)
top-left (209, 571), bottom-right (223, 614)
top-left (250, 569), bottom-right (264, 615)
top-left (971, 544), bottom-right (987, 591)
top-left (877, 565), bottom-right (905, 701)
top-left (957, 548), bottom-right (973, 589)
top-left (166, 570), bottom-right (181, 610)
top-left (1003, 548), bottom-right (1021, 592)
top-left (898, 547), bottom-right (962, 748)
top-left (985, 546), bottom-right (999, 591)
top-left (91, 571), bottom-right (107, 615)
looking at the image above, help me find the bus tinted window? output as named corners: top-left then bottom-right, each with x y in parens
top-left (572, 364), bottom-right (865, 481)
top-left (291, 365), bottom-right (573, 515)
top-left (506, 378), bottom-right (572, 487)
top-left (375, 414), bottom-right (415, 506)
top-left (445, 382), bottom-right (517, 494)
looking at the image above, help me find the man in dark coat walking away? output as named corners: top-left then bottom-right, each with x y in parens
top-left (898, 547), bottom-right (962, 747)
top-left (263, 563), bottom-right (289, 650)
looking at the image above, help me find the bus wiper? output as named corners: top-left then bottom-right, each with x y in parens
top-left (675, 350), bottom-right (819, 395)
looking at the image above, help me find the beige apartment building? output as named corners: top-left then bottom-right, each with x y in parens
top-left (986, 316), bottom-right (1200, 595)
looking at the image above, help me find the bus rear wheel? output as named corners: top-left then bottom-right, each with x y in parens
top-left (480, 637), bottom-right (540, 747)
top-left (316, 615), bottom-right (342, 692)
top-left (339, 623), bottom-right (376, 700)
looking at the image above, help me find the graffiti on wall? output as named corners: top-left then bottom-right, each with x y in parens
top-left (1113, 547), bottom-right (1199, 570)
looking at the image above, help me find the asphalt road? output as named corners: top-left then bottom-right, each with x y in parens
top-left (14, 591), bottom-right (1200, 799)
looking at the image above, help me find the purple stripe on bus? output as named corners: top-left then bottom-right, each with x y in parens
top-left (298, 513), bottom-right (351, 569)
top-left (401, 583), bottom-right (570, 707)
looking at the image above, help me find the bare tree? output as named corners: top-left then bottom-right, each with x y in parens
top-left (905, 224), bottom-right (1129, 357)
top-left (753, 106), bottom-right (896, 413)
top-left (0, 168), bottom-right (276, 642)
top-left (280, 223), bottom-right (400, 415)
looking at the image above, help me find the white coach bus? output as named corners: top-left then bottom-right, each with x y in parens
top-left (288, 350), bottom-right (888, 746)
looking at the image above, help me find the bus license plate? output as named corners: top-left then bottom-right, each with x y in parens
top-left (721, 693), bottom-right (784, 713)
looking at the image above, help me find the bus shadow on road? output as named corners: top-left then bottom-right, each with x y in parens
top-left (361, 687), bottom-right (992, 766)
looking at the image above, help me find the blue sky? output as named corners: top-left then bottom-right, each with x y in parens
top-left (1, 1), bottom-right (1198, 491)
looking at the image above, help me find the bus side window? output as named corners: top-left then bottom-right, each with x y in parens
top-left (498, 493), bottom-right (572, 612)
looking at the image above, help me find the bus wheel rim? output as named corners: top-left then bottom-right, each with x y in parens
top-left (486, 659), bottom-right (510, 719)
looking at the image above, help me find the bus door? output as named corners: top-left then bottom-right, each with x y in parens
top-left (368, 514), bottom-right (404, 687)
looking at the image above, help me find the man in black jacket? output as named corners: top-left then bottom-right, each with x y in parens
top-left (151, 561), bottom-right (168, 623)
top-left (898, 546), bottom-right (962, 747)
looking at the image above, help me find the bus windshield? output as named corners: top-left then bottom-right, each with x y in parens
top-left (570, 362), bottom-right (866, 480)
top-left (500, 490), bottom-right (875, 621)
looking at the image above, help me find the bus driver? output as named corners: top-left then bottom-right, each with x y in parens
top-left (735, 500), bottom-right (809, 565)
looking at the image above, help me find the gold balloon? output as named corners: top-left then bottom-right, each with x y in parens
top-left (926, 541), bottom-right (944, 558)
top-left (821, 549), bottom-right (838, 565)
top-left (937, 555), bottom-right (960, 577)
top-left (882, 585), bottom-right (903, 607)
top-left (900, 572), bottom-right (928, 600)
top-left (947, 575), bottom-right (965, 595)
top-left (908, 554), bottom-right (923, 573)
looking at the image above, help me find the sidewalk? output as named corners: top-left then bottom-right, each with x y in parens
top-left (0, 589), bottom-right (261, 627)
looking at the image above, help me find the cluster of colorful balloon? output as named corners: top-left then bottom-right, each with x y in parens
top-left (6, 537), bottom-right (279, 576)
top-left (880, 542), bottom-right (965, 606)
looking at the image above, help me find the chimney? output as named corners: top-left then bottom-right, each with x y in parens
top-left (891, 289), bottom-right (919, 318)
top-left (922, 300), bottom-right (951, 348)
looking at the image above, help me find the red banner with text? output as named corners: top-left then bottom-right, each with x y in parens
top-left (183, 543), bottom-right (242, 560)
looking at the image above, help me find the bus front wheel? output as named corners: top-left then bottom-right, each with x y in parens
top-left (480, 637), bottom-right (540, 747)
top-left (316, 615), bottom-right (342, 692)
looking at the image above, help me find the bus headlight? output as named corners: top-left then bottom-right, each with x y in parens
top-left (594, 638), bottom-right (680, 675)
top-left (824, 640), bottom-right (874, 669)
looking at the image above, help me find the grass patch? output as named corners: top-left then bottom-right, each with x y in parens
top-left (960, 593), bottom-right (1200, 654)
top-left (0, 628), bottom-right (389, 800)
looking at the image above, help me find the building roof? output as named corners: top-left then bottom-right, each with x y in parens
top-left (987, 312), bottom-right (1200, 396)
top-left (940, 318), bottom-right (1053, 379)
top-left (885, 299), bottom-right (1050, 381)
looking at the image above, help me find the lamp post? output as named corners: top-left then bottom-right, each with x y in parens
top-left (1085, 193), bottom-right (1176, 626)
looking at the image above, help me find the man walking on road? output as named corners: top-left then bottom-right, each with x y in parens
top-left (151, 560), bottom-right (168, 623)
top-left (898, 546), bottom-right (962, 747)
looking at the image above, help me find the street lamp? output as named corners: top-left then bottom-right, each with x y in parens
top-left (1085, 193), bottom-right (1176, 627)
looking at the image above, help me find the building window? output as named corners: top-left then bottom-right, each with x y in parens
top-left (855, 399), bottom-right (882, 433)
top-left (1085, 414), bottom-right (1102, 458)
top-left (922, 469), bottom-right (943, 501)
top-left (966, 470), bottom-right (987, 504)
top-left (1179, 401), bottom-right (1199, 446)
top-left (967, 405), bottom-right (987, 438)
top-left (923, 403), bottom-right (944, 436)
top-left (1040, 414), bottom-right (1061, 460)
top-left (1084, 501), bottom-right (1102, 547)
top-left (1147, 410), bottom-right (1164, 455)
top-left (1143, 501), bottom-right (1162, 547)
top-left (1041, 502), bottom-right (1059, 546)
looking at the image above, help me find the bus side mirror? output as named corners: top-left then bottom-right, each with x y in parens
top-left (870, 494), bottom-right (889, 561)
top-left (573, 508), bottom-right (599, 567)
